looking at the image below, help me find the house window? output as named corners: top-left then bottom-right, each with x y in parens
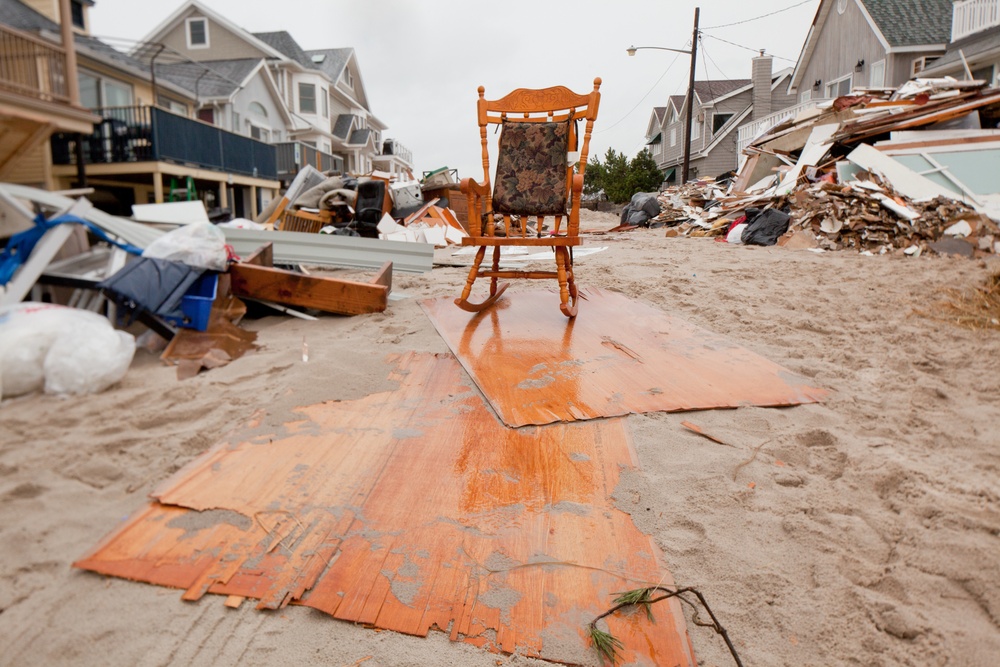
top-left (248, 102), bottom-right (268, 118)
top-left (79, 72), bottom-right (99, 108)
top-left (826, 75), bottom-right (852, 98)
top-left (249, 125), bottom-right (270, 142)
top-left (670, 128), bottom-right (677, 146)
top-left (299, 83), bottom-right (316, 114)
top-left (691, 119), bottom-right (701, 141)
top-left (232, 111), bottom-right (240, 131)
top-left (911, 56), bottom-right (939, 77)
top-left (159, 98), bottom-right (187, 115)
top-left (321, 90), bottom-right (329, 118)
top-left (273, 130), bottom-right (281, 142)
top-left (342, 69), bottom-right (353, 87)
top-left (78, 71), bottom-right (133, 109)
top-left (70, 0), bottom-right (85, 29)
top-left (198, 107), bottom-right (215, 124)
top-left (712, 113), bottom-right (734, 134)
top-left (870, 60), bottom-right (885, 88)
top-left (972, 64), bottom-right (996, 84)
top-left (800, 89), bottom-right (812, 103)
top-left (104, 80), bottom-right (131, 107)
top-left (186, 17), bottom-right (208, 49)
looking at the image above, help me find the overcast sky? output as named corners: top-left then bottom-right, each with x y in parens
top-left (89, 0), bottom-right (820, 180)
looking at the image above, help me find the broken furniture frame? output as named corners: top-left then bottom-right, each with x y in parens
top-left (456, 78), bottom-right (601, 317)
top-left (229, 243), bottom-right (392, 316)
top-left (278, 208), bottom-right (329, 233)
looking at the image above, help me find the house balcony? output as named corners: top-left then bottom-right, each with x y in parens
top-left (275, 141), bottom-right (344, 182)
top-left (737, 99), bottom-right (828, 155)
top-left (0, 23), bottom-right (70, 105)
top-left (51, 105), bottom-right (277, 179)
top-left (380, 138), bottom-right (413, 165)
top-left (952, 0), bottom-right (1000, 42)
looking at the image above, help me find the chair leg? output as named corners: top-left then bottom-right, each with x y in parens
top-left (454, 245), bottom-right (510, 313)
top-left (489, 246), bottom-right (501, 295)
top-left (555, 246), bottom-right (578, 318)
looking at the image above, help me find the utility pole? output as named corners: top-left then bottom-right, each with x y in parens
top-left (681, 7), bottom-right (700, 184)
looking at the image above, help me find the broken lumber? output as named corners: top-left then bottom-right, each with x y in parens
top-left (229, 260), bottom-right (391, 315)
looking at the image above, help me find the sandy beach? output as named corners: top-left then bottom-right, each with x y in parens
top-left (1, 208), bottom-right (998, 667)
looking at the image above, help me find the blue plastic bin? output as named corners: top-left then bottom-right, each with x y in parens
top-left (164, 273), bottom-right (217, 331)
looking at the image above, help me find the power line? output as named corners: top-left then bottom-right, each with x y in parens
top-left (702, 0), bottom-right (817, 30)
top-left (700, 40), bottom-right (737, 82)
top-left (699, 33), bottom-right (798, 63)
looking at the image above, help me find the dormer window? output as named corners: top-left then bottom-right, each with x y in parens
top-left (342, 69), bottom-right (353, 87)
top-left (70, 1), bottom-right (85, 29)
top-left (186, 17), bottom-right (209, 49)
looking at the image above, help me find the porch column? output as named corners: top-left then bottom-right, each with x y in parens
top-left (153, 172), bottom-right (164, 203)
top-left (218, 183), bottom-right (229, 210)
top-left (58, 0), bottom-right (80, 106)
top-left (250, 186), bottom-right (258, 218)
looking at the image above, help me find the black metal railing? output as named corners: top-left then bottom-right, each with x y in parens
top-left (51, 105), bottom-right (277, 179)
top-left (274, 141), bottom-right (344, 180)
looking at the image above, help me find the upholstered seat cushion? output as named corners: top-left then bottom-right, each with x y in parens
top-left (492, 121), bottom-right (569, 216)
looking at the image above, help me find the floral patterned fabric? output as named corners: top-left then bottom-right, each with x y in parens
top-left (492, 121), bottom-right (569, 216)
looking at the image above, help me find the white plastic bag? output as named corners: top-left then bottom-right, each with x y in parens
top-left (44, 320), bottom-right (135, 395)
top-left (141, 222), bottom-right (228, 271)
top-left (0, 303), bottom-right (136, 399)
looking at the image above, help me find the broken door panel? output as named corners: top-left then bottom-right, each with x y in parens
top-left (420, 287), bottom-right (827, 428)
top-left (74, 352), bottom-right (694, 666)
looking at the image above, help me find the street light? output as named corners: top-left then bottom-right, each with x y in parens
top-left (627, 7), bottom-right (700, 184)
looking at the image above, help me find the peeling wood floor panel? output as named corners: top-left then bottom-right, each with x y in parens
top-left (74, 352), bottom-right (694, 666)
top-left (420, 288), bottom-right (827, 427)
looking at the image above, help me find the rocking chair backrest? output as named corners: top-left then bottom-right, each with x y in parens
top-left (473, 78), bottom-right (601, 237)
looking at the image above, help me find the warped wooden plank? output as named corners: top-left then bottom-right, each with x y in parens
top-left (228, 261), bottom-right (390, 315)
top-left (74, 353), bottom-right (694, 666)
top-left (420, 287), bottom-right (827, 427)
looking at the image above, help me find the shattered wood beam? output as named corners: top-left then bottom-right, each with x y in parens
top-left (832, 90), bottom-right (1000, 144)
top-left (228, 262), bottom-right (391, 315)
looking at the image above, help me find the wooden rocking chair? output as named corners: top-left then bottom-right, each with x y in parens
top-left (455, 78), bottom-right (601, 317)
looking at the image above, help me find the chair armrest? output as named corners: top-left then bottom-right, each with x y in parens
top-left (461, 178), bottom-right (490, 196)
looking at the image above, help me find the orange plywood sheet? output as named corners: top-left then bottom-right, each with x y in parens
top-left (74, 352), bottom-right (694, 666)
top-left (420, 287), bottom-right (827, 427)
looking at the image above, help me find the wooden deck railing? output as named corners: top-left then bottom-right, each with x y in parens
top-left (737, 98), bottom-right (827, 154)
top-left (0, 23), bottom-right (70, 104)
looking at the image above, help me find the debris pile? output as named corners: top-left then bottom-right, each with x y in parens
top-left (778, 177), bottom-right (998, 255)
top-left (259, 165), bottom-right (468, 248)
top-left (650, 77), bottom-right (1000, 257)
top-left (0, 179), bottom-right (435, 393)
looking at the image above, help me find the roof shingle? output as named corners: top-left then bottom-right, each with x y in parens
top-left (253, 31), bottom-right (314, 68)
top-left (860, 0), bottom-right (953, 46)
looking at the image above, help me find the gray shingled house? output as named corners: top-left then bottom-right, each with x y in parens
top-left (920, 0), bottom-right (1000, 87)
top-left (787, 0), bottom-right (954, 101)
top-left (647, 54), bottom-right (795, 183)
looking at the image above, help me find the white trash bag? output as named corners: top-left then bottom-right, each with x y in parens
top-left (141, 221), bottom-right (229, 271)
top-left (0, 303), bottom-right (136, 400)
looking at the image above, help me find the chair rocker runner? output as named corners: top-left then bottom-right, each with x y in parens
top-left (455, 78), bottom-right (601, 318)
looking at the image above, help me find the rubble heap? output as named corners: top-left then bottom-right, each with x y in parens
top-left (650, 77), bottom-right (1000, 257)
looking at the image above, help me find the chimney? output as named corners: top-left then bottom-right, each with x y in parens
top-left (752, 51), bottom-right (773, 121)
